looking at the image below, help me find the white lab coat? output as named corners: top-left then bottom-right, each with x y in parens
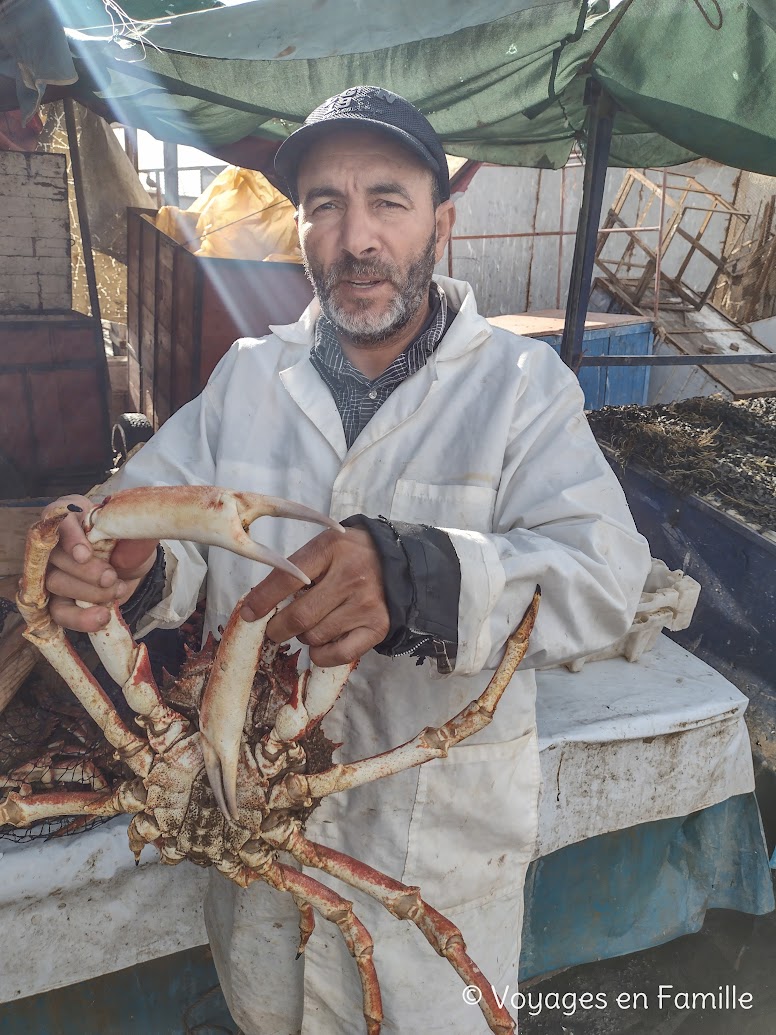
top-left (118, 276), bottom-right (650, 1034)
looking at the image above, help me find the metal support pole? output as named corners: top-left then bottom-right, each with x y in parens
top-left (124, 125), bottom-right (139, 172)
top-left (64, 98), bottom-right (102, 327)
top-left (556, 166), bottom-right (566, 309)
top-left (63, 97), bottom-right (112, 470)
top-left (163, 140), bottom-right (179, 206)
top-left (560, 80), bottom-right (616, 367)
top-left (579, 352), bottom-right (776, 367)
top-left (653, 168), bottom-right (667, 320)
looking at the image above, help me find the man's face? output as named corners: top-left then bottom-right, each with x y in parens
top-left (295, 128), bottom-right (453, 346)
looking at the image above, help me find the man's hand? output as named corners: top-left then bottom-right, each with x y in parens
top-left (241, 528), bottom-right (390, 667)
top-left (40, 495), bottom-right (159, 633)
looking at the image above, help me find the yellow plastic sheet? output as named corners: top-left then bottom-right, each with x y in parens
top-left (157, 166), bottom-right (301, 262)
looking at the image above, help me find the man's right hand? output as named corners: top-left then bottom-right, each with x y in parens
top-left (40, 495), bottom-right (159, 633)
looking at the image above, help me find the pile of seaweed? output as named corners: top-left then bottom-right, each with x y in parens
top-left (588, 395), bottom-right (776, 530)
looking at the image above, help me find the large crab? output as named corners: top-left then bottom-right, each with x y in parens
top-left (3, 486), bottom-right (539, 1034)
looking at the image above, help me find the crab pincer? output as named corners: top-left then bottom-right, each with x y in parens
top-left (199, 600), bottom-right (273, 820)
top-left (84, 485), bottom-right (342, 583)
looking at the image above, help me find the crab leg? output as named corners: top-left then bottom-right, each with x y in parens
top-left (88, 605), bottom-right (189, 753)
top-left (270, 589), bottom-right (540, 810)
top-left (270, 661), bottom-right (357, 745)
top-left (259, 861), bottom-right (383, 1035)
top-left (0, 779), bottom-right (146, 827)
top-left (273, 829), bottom-right (515, 1035)
top-left (16, 507), bottom-right (153, 777)
top-left (85, 485), bottom-right (342, 584)
top-left (295, 898), bottom-right (316, 958)
top-left (198, 597), bottom-right (272, 820)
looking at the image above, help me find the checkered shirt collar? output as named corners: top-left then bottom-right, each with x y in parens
top-left (310, 284), bottom-right (449, 448)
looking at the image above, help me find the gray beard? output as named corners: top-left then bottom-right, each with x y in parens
top-left (303, 231), bottom-right (437, 347)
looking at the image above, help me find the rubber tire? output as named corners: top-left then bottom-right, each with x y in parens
top-left (112, 412), bottom-right (153, 467)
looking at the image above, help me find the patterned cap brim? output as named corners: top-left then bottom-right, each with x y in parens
top-left (275, 118), bottom-right (442, 205)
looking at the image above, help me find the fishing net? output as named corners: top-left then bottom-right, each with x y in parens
top-left (0, 617), bottom-right (194, 843)
top-left (0, 666), bottom-right (131, 842)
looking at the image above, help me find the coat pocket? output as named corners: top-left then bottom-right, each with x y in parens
top-left (389, 479), bottom-right (497, 532)
top-left (401, 728), bottom-right (540, 911)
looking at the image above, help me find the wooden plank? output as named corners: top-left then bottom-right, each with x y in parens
top-left (487, 310), bottom-right (647, 338)
top-left (126, 337), bottom-right (141, 413)
top-left (29, 367), bottom-right (105, 471)
top-left (50, 322), bottom-right (96, 363)
top-left (0, 321), bottom-right (53, 365)
top-left (154, 237), bottom-right (175, 425)
top-left (0, 575), bottom-right (19, 599)
top-left (0, 613), bottom-right (37, 715)
top-left (626, 168), bottom-right (681, 209)
top-left (600, 281), bottom-right (776, 399)
top-left (127, 212), bottom-right (313, 424)
top-left (0, 370), bottom-right (35, 473)
top-left (172, 248), bottom-right (198, 415)
top-left (138, 218), bottom-right (158, 424)
top-left (198, 261), bottom-right (312, 387)
top-left (126, 211), bottom-right (141, 388)
top-left (687, 357), bottom-right (776, 398)
top-left (0, 505), bottom-right (43, 577)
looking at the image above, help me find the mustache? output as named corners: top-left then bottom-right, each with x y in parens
top-left (322, 257), bottom-right (399, 289)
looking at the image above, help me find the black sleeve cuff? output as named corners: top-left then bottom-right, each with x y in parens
top-left (341, 514), bottom-right (460, 673)
top-left (120, 546), bottom-right (166, 633)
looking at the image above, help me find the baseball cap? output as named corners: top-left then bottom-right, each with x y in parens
top-left (274, 86), bottom-right (450, 206)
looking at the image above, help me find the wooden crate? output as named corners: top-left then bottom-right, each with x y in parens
top-left (127, 209), bottom-right (314, 428)
top-left (0, 500), bottom-right (46, 577)
top-left (0, 312), bottom-right (112, 495)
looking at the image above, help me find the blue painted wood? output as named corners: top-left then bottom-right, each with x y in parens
top-left (520, 793), bottom-right (774, 980)
top-left (537, 322), bottom-right (653, 409)
top-left (0, 944), bottom-right (231, 1035)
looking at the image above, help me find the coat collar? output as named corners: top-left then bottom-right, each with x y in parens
top-left (274, 276), bottom-right (492, 463)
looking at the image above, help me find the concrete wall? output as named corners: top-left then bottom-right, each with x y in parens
top-left (0, 151), bottom-right (71, 312)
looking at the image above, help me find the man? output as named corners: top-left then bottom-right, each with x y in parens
top-left (44, 87), bottom-right (650, 1033)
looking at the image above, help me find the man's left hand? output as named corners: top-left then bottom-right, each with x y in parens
top-left (240, 528), bottom-right (390, 667)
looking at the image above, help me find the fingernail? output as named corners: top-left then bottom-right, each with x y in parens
top-left (73, 544), bottom-right (91, 564)
top-left (240, 605), bottom-right (257, 622)
top-left (96, 608), bottom-right (110, 626)
top-left (114, 581), bottom-right (126, 598)
top-left (99, 568), bottom-right (117, 588)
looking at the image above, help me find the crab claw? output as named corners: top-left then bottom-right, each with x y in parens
top-left (199, 597), bottom-right (272, 820)
top-left (85, 486), bottom-right (341, 585)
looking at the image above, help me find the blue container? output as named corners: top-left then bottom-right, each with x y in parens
top-left (541, 321), bottom-right (653, 410)
top-left (488, 311), bottom-right (653, 410)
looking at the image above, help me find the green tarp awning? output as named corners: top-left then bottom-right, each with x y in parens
top-left (2, 0), bottom-right (776, 174)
